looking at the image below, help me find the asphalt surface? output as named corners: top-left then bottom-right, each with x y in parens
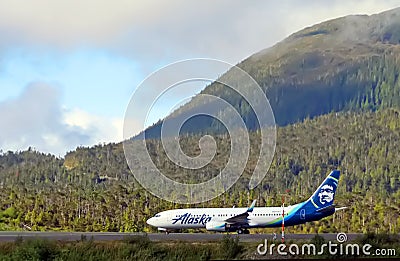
top-left (0, 232), bottom-right (364, 242)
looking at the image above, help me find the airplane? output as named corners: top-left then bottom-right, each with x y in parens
top-left (146, 170), bottom-right (345, 234)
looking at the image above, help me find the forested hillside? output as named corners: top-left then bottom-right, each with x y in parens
top-left (141, 8), bottom-right (400, 139)
top-left (0, 109), bottom-right (399, 233)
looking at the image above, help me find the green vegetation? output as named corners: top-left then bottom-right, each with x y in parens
top-left (0, 109), bottom-right (399, 233)
top-left (0, 234), bottom-right (398, 260)
top-left (0, 235), bottom-right (241, 260)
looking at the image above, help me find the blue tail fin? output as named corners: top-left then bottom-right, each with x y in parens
top-left (308, 170), bottom-right (340, 209)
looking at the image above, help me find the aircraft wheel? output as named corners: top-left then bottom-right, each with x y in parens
top-left (244, 229), bottom-right (250, 234)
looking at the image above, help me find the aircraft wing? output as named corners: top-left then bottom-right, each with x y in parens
top-left (224, 200), bottom-right (256, 224)
top-left (224, 212), bottom-right (249, 224)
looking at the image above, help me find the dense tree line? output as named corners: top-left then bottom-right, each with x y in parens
top-left (0, 109), bottom-right (399, 233)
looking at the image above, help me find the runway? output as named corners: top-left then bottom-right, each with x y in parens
top-left (0, 232), bottom-right (363, 242)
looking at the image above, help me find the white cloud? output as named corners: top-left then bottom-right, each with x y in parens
top-left (0, 83), bottom-right (124, 156)
top-left (64, 108), bottom-right (124, 145)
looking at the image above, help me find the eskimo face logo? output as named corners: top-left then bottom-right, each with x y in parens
top-left (318, 184), bottom-right (334, 205)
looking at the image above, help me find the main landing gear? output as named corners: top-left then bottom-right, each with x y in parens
top-left (237, 229), bottom-right (250, 234)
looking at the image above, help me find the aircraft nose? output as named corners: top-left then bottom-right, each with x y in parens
top-left (146, 217), bottom-right (156, 226)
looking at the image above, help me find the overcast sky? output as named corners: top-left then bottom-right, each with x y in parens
top-left (0, 0), bottom-right (399, 156)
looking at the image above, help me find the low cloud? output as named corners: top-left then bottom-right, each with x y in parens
top-left (64, 108), bottom-right (124, 146)
top-left (0, 1), bottom-right (398, 66)
top-left (0, 83), bottom-right (123, 156)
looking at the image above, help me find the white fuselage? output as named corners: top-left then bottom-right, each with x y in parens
top-left (146, 205), bottom-right (298, 230)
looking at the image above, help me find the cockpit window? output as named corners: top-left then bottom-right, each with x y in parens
top-left (155, 214), bottom-right (161, 217)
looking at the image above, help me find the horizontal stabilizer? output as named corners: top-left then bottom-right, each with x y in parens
top-left (316, 204), bottom-right (335, 213)
top-left (335, 207), bottom-right (348, 212)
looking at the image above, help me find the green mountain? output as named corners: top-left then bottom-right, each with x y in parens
top-left (141, 7), bottom-right (400, 139)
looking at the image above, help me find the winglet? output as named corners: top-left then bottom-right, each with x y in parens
top-left (247, 200), bottom-right (256, 212)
